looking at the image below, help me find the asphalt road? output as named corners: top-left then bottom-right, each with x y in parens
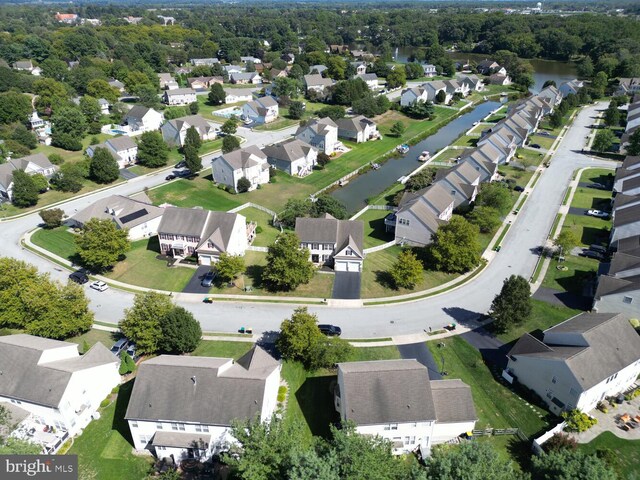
top-left (0, 103), bottom-right (618, 338)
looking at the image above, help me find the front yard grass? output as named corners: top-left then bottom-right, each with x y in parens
top-left (192, 340), bottom-right (253, 359)
top-left (32, 227), bottom-right (78, 262)
top-left (148, 174), bottom-right (245, 211)
top-left (560, 214), bottom-right (611, 248)
top-left (527, 133), bottom-right (555, 150)
top-left (578, 432), bottom-right (640, 479)
top-left (68, 380), bottom-right (153, 480)
top-left (356, 208), bottom-right (394, 249)
top-left (571, 167), bottom-right (615, 211)
top-left (541, 255), bottom-right (599, 295)
top-left (67, 329), bottom-right (119, 350)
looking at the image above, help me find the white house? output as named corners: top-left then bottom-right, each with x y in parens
top-left (336, 116), bottom-right (379, 143)
top-left (295, 117), bottom-right (339, 155)
top-left (157, 207), bottom-right (250, 265)
top-left (506, 312), bottom-right (640, 415)
top-left (262, 139), bottom-right (317, 176)
top-left (0, 334), bottom-right (120, 453)
top-left (422, 64), bottom-right (437, 77)
top-left (86, 135), bottom-right (138, 169)
top-left (335, 360), bottom-right (477, 456)
top-left (161, 115), bottom-right (219, 148)
top-left (125, 347), bottom-right (281, 462)
top-left (229, 72), bottom-right (261, 85)
top-left (211, 145), bottom-right (270, 193)
top-left (123, 106), bottom-right (164, 135)
top-left (158, 73), bottom-right (174, 89)
top-left (559, 79), bottom-right (584, 98)
top-left (593, 244), bottom-right (640, 317)
top-left (355, 73), bottom-right (379, 91)
top-left (224, 88), bottom-right (254, 104)
top-left (295, 214), bottom-right (364, 272)
top-left (477, 60), bottom-right (506, 76)
top-left (242, 96), bottom-right (279, 124)
top-left (240, 56), bottom-right (261, 64)
top-left (12, 60), bottom-right (34, 72)
top-left (459, 75), bottom-right (485, 92)
top-left (489, 74), bottom-right (512, 86)
top-left (425, 81), bottom-right (452, 103)
top-left (190, 58), bottom-right (219, 66)
top-left (400, 85), bottom-right (429, 107)
top-left (68, 193), bottom-right (164, 241)
top-left (350, 62), bottom-right (367, 75)
top-left (303, 74), bottom-right (334, 95)
top-left (98, 98), bottom-right (110, 115)
top-left (0, 153), bottom-right (58, 201)
top-left (163, 88), bottom-right (197, 106)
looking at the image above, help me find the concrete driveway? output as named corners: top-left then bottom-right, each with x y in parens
top-left (568, 206), bottom-right (589, 216)
top-left (182, 265), bottom-right (212, 294)
top-left (332, 272), bottom-right (361, 299)
top-left (119, 169), bottom-right (138, 180)
top-left (397, 342), bottom-right (442, 380)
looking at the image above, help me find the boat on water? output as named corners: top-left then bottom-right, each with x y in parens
top-left (338, 179), bottom-right (349, 187)
top-left (417, 150), bottom-right (430, 162)
top-left (371, 162), bottom-right (380, 170)
top-left (396, 144), bottom-right (410, 154)
top-left (472, 121), bottom-right (479, 126)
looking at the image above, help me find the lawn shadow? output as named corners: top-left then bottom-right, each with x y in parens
top-left (555, 269), bottom-right (597, 295)
top-left (580, 227), bottom-right (610, 246)
top-left (374, 270), bottom-right (396, 290)
top-left (145, 236), bottom-right (161, 253)
top-left (112, 379), bottom-right (136, 446)
top-left (245, 265), bottom-right (265, 289)
top-left (366, 217), bottom-right (394, 244)
top-left (295, 375), bottom-right (340, 439)
top-left (588, 197), bottom-right (612, 210)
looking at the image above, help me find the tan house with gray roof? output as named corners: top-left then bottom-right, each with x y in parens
top-left (0, 153), bottom-right (58, 201)
top-left (211, 145), bottom-right (270, 192)
top-left (86, 135), bottom-right (138, 169)
top-left (242, 96), bottom-right (279, 124)
top-left (295, 117), bottom-right (338, 154)
top-left (161, 115), bottom-right (219, 148)
top-left (295, 214), bottom-right (364, 272)
top-left (262, 139), bottom-right (317, 176)
top-left (336, 115), bottom-right (379, 143)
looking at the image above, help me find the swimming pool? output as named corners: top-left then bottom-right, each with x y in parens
top-left (213, 107), bottom-right (244, 119)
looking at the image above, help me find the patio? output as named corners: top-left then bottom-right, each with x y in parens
top-left (11, 414), bottom-right (69, 454)
top-left (572, 385), bottom-right (640, 443)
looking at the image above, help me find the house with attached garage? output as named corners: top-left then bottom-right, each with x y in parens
top-left (242, 96), bottom-right (279, 124)
top-left (295, 117), bottom-right (339, 155)
top-left (295, 214), bottom-right (364, 272)
top-left (211, 145), bottom-right (270, 192)
top-left (443, 79), bottom-right (470, 97)
top-left (68, 193), bottom-right (164, 241)
top-left (125, 347), bottom-right (280, 462)
top-left (188, 76), bottom-right (223, 90)
top-left (262, 139), bottom-right (317, 176)
top-left (0, 153), bottom-right (58, 201)
top-left (336, 115), bottom-right (379, 143)
top-left (335, 360), bottom-right (477, 456)
top-left (163, 88), bottom-right (197, 106)
top-left (161, 115), bottom-right (219, 148)
top-left (224, 88), bottom-right (254, 104)
top-left (86, 135), bottom-right (138, 169)
top-left (355, 73), bottom-right (379, 91)
top-left (400, 85), bottom-right (430, 107)
top-left (593, 241), bottom-right (640, 317)
top-left (157, 207), bottom-right (250, 264)
top-left (230, 72), bottom-right (261, 85)
top-left (423, 81), bottom-right (451, 103)
top-left (610, 203), bottom-right (640, 248)
top-left (505, 312), bottom-right (640, 415)
top-left (459, 75), bottom-right (484, 92)
top-left (303, 74), bottom-right (334, 95)
top-left (123, 106), bottom-right (164, 135)
top-left (0, 334), bottom-right (120, 452)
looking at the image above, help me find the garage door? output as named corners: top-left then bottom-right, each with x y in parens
top-left (334, 261), bottom-right (347, 272)
top-left (199, 255), bottom-right (212, 266)
top-left (347, 262), bottom-right (361, 272)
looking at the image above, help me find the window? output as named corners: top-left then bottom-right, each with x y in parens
top-left (157, 446), bottom-right (165, 451)
top-left (171, 423), bottom-right (179, 431)
top-left (623, 296), bottom-right (633, 304)
top-left (195, 425), bottom-right (209, 433)
top-left (390, 423), bottom-right (398, 430)
top-left (312, 243), bottom-right (319, 250)
top-left (156, 423), bottom-right (163, 430)
top-left (399, 218), bottom-right (410, 226)
top-left (569, 388), bottom-right (578, 398)
top-left (139, 435), bottom-right (150, 445)
top-left (345, 248), bottom-right (353, 256)
top-left (131, 421), bottom-right (138, 428)
top-left (10, 399), bottom-right (22, 405)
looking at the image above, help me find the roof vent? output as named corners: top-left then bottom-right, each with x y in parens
top-left (191, 376), bottom-right (197, 386)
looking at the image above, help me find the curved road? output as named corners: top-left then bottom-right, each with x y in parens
top-left (0, 103), bottom-right (616, 337)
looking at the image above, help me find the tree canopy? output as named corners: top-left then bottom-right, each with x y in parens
top-left (490, 275), bottom-right (532, 333)
top-left (263, 232), bottom-right (314, 291)
top-left (428, 216), bottom-right (481, 273)
top-left (75, 218), bottom-right (130, 271)
top-left (120, 291), bottom-right (173, 355)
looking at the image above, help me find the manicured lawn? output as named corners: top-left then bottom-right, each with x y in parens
top-left (347, 345), bottom-right (400, 362)
top-left (67, 329), bottom-right (119, 350)
top-left (68, 380), bottom-right (153, 480)
top-left (32, 227), bottom-right (78, 262)
top-left (579, 432), bottom-right (640, 478)
top-left (356, 208), bottom-right (394, 248)
top-left (148, 174), bottom-right (244, 211)
top-left (542, 255), bottom-right (599, 295)
top-left (426, 336), bottom-right (550, 437)
top-left (514, 147), bottom-right (544, 169)
top-left (433, 147), bottom-right (466, 163)
top-left (499, 164), bottom-right (535, 189)
top-left (468, 123), bottom-right (491, 136)
top-left (239, 207), bottom-right (281, 247)
top-left (368, 183), bottom-right (404, 206)
top-left (579, 167), bottom-right (616, 188)
top-left (361, 245), bottom-right (457, 299)
top-left (451, 135), bottom-right (478, 148)
top-left (571, 167), bottom-right (615, 211)
top-left (192, 340), bottom-right (253, 359)
top-left (528, 133), bottom-right (555, 150)
top-left (560, 214), bottom-right (611, 248)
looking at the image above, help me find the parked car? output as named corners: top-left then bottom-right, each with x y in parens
top-left (530, 143), bottom-right (541, 149)
top-left (69, 270), bottom-right (89, 284)
top-left (165, 174), bottom-right (176, 181)
top-left (514, 185), bottom-right (525, 192)
top-left (589, 244), bottom-right (608, 254)
top-left (318, 324), bottom-right (342, 336)
top-left (175, 160), bottom-right (186, 169)
top-left (201, 270), bottom-right (216, 288)
top-left (538, 131), bottom-right (551, 137)
top-left (90, 280), bottom-right (108, 292)
top-left (110, 338), bottom-right (129, 356)
top-left (586, 209), bottom-right (610, 219)
top-left (580, 249), bottom-right (604, 260)
top-left (587, 183), bottom-right (606, 190)
top-left (126, 343), bottom-right (137, 360)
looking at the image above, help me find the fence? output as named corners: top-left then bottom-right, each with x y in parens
top-left (363, 239), bottom-right (397, 255)
top-left (471, 427), bottom-right (525, 439)
top-left (350, 204), bottom-right (395, 220)
top-left (532, 422), bottom-right (566, 455)
top-left (229, 202), bottom-right (277, 217)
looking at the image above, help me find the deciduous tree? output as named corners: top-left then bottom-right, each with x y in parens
top-left (120, 292), bottom-right (173, 355)
top-left (75, 218), bottom-right (130, 271)
top-left (137, 131), bottom-right (169, 168)
top-left (490, 275), bottom-right (532, 332)
top-left (158, 306), bottom-right (202, 354)
top-left (208, 83), bottom-right (226, 105)
top-left (221, 118), bottom-right (238, 136)
top-left (222, 135), bottom-right (241, 153)
top-left (390, 249), bottom-right (423, 289)
top-left (11, 170), bottom-right (39, 208)
top-left (288, 101), bottom-right (304, 119)
top-left (215, 253), bottom-right (245, 282)
top-left (183, 145), bottom-right (202, 173)
top-left (626, 129), bottom-right (640, 156)
top-left (476, 182), bottom-right (512, 215)
top-left (531, 449), bottom-right (616, 480)
top-left (592, 128), bottom-right (615, 153)
top-left (468, 206), bottom-right (502, 234)
top-left (277, 307), bottom-right (323, 363)
top-left (263, 232), bottom-right (314, 291)
top-left (554, 230), bottom-right (579, 255)
top-left (427, 216), bottom-right (481, 273)
top-left (39, 208), bottom-right (65, 228)
top-left (89, 147), bottom-right (119, 184)
top-left (390, 121), bottom-right (406, 137)
top-left (426, 442), bottom-right (517, 480)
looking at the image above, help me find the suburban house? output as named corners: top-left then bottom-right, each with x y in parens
top-left (123, 106), bottom-right (164, 135)
top-left (610, 203), bottom-right (640, 248)
top-left (400, 85), bottom-right (429, 107)
top-left (355, 73), bottom-right (379, 90)
top-left (0, 153), bottom-right (58, 201)
top-left (54, 12), bottom-right (79, 23)
top-left (12, 60), bottom-right (34, 72)
top-left (303, 74), bottom-right (334, 95)
top-left (0, 334), bottom-right (120, 452)
top-left (188, 76), bottom-right (223, 90)
top-left (86, 135), bottom-right (138, 169)
top-left (242, 96), bottom-right (279, 124)
top-left (158, 73), bottom-right (175, 89)
top-left (211, 145), bottom-right (270, 192)
top-left (269, 68), bottom-right (287, 80)
top-left (163, 88), bottom-right (197, 106)
top-left (281, 53), bottom-right (295, 64)
top-left (505, 313), bottom-right (640, 415)
top-left (295, 214), bottom-right (364, 272)
top-left (444, 79), bottom-right (470, 97)
top-left (489, 74), bottom-right (512, 86)
top-left (350, 62), bottom-right (367, 75)
top-left (622, 99), bottom-right (640, 153)
top-left (157, 207), bottom-right (250, 264)
top-left (161, 115), bottom-right (219, 148)
top-left (593, 243), bottom-right (640, 317)
top-left (98, 98), bottom-right (110, 115)
top-left (108, 79), bottom-right (125, 93)
top-left (125, 347), bottom-right (280, 462)
top-left (422, 64), bottom-right (437, 77)
top-left (190, 58), bottom-right (219, 66)
top-left (616, 78), bottom-right (640, 97)
top-left (68, 193), bottom-right (164, 241)
top-left (425, 81), bottom-right (452, 104)
top-left (459, 75), bottom-right (485, 92)
top-left (295, 117), bottom-right (339, 155)
top-left (335, 360), bottom-right (477, 456)
top-left (241, 56), bottom-right (261, 64)
top-left (477, 60), bottom-right (506, 76)
top-left (224, 88), bottom-right (254, 104)
top-left (336, 116), bottom-right (379, 143)
top-left (230, 72), bottom-right (261, 85)
top-left (309, 65), bottom-right (328, 75)
top-left (559, 79), bottom-right (584, 98)
top-left (223, 65), bottom-right (245, 75)
top-left (263, 139), bottom-right (317, 176)
top-left (614, 161), bottom-right (640, 194)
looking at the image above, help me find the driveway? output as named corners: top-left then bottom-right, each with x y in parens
top-left (182, 265), bottom-right (213, 294)
top-left (397, 342), bottom-right (442, 380)
top-left (568, 206), bottom-right (588, 216)
top-left (460, 327), bottom-right (508, 368)
top-left (119, 169), bottom-right (138, 180)
top-left (533, 286), bottom-right (592, 310)
top-left (332, 272), bottom-right (361, 299)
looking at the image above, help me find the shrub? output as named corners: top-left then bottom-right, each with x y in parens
top-left (562, 409), bottom-right (597, 432)
top-left (237, 177), bottom-right (252, 193)
top-left (100, 399), bottom-right (110, 408)
top-left (544, 433), bottom-right (577, 452)
top-left (278, 386), bottom-right (287, 395)
top-left (48, 153), bottom-right (65, 165)
top-left (277, 392), bottom-right (286, 402)
top-left (255, 226), bottom-right (263, 234)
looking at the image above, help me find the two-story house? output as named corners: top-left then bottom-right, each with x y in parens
top-left (559, 79), bottom-right (584, 98)
top-left (188, 76), bottom-right (223, 90)
top-left (125, 347), bottom-right (280, 462)
top-left (335, 360), bottom-right (477, 456)
top-left (211, 146), bottom-right (270, 193)
top-left (354, 73), bottom-right (379, 91)
top-left (157, 207), bottom-right (250, 265)
top-left (303, 74), bottom-right (334, 95)
top-left (295, 118), bottom-right (339, 155)
top-left (400, 85), bottom-right (429, 107)
top-left (593, 242), bottom-right (640, 317)
top-left (242, 96), bottom-right (279, 124)
top-left (123, 106), bottom-right (164, 135)
top-left (161, 115), bottom-right (219, 148)
top-left (0, 153), bottom-right (58, 201)
top-left (350, 62), bottom-right (367, 75)
top-left (263, 139), bottom-right (317, 177)
top-left (506, 312), bottom-right (640, 415)
top-left (336, 116), bottom-right (379, 143)
top-left (163, 88), bottom-right (197, 106)
top-left (0, 335), bottom-right (119, 453)
top-left (86, 135), bottom-right (138, 169)
top-left (422, 64), bottom-right (437, 78)
top-left (295, 214), bottom-right (364, 272)
top-left (459, 75), bottom-right (485, 92)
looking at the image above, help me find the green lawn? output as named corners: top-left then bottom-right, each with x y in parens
top-left (239, 207), bottom-right (281, 247)
top-left (560, 214), bottom-right (611, 248)
top-left (192, 340), bottom-right (253, 359)
top-left (570, 167), bottom-right (615, 211)
top-left (499, 164), bottom-right (535, 189)
top-left (578, 432), bottom-right (640, 479)
top-left (68, 380), bottom-right (153, 480)
top-left (32, 227), bottom-right (78, 262)
top-left (347, 345), bottom-right (400, 362)
top-left (542, 255), bottom-right (599, 295)
top-left (148, 174), bottom-right (245, 211)
top-left (67, 329), bottom-right (119, 350)
top-left (368, 183), bottom-right (404, 206)
top-left (528, 134), bottom-right (555, 150)
top-left (468, 123), bottom-right (490, 136)
top-left (356, 208), bottom-right (394, 249)
top-left (361, 245), bottom-right (457, 298)
top-left (451, 135), bottom-right (478, 148)
top-left (426, 336), bottom-right (550, 437)
top-left (514, 148), bottom-right (544, 169)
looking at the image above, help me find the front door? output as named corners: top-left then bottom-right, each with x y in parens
top-left (312, 254), bottom-right (319, 263)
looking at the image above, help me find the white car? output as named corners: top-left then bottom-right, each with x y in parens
top-left (90, 281), bottom-right (109, 292)
top-left (587, 209), bottom-right (610, 219)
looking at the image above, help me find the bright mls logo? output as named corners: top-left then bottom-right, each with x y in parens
top-left (1, 456), bottom-right (77, 479)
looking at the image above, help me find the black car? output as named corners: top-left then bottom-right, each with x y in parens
top-left (201, 271), bottom-right (216, 288)
top-left (166, 174), bottom-right (176, 181)
top-left (318, 324), bottom-right (342, 336)
top-left (514, 185), bottom-right (525, 192)
top-left (587, 183), bottom-right (606, 190)
top-left (530, 143), bottom-right (541, 149)
top-left (69, 270), bottom-right (89, 284)
top-left (175, 160), bottom-right (186, 169)
top-left (579, 249), bottom-right (604, 260)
